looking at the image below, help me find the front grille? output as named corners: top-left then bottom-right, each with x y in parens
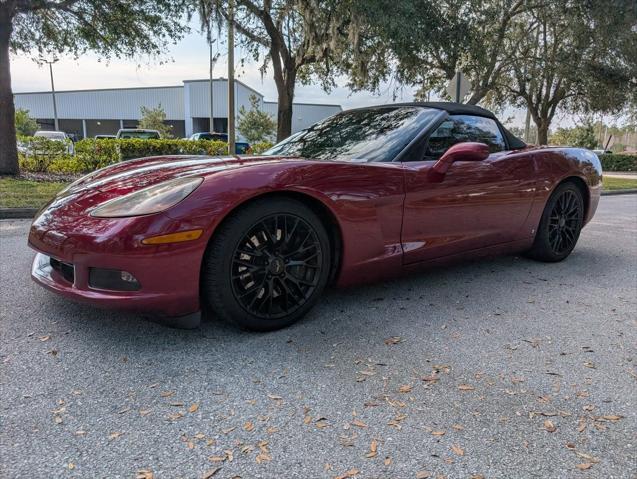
top-left (50, 258), bottom-right (75, 284)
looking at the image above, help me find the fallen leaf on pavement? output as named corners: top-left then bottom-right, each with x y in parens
top-left (416, 471), bottom-right (432, 478)
top-left (109, 431), bottom-right (124, 440)
top-left (451, 444), bottom-right (464, 456)
top-left (576, 463), bottom-right (593, 470)
top-left (544, 420), bottom-right (557, 433)
top-left (244, 421), bottom-right (255, 432)
top-left (458, 384), bottom-right (474, 391)
top-left (351, 419), bottom-right (367, 428)
top-left (160, 391), bottom-right (174, 398)
top-left (577, 417), bottom-right (586, 432)
top-left (600, 415), bottom-right (623, 421)
top-left (38, 335), bottom-right (51, 342)
top-left (334, 468), bottom-right (359, 479)
top-left (431, 430), bottom-right (445, 436)
top-left (365, 439), bottom-right (378, 458)
top-left (188, 403), bottom-right (199, 413)
top-left (267, 394), bottom-right (283, 400)
top-left (201, 468), bottom-right (220, 479)
top-left (399, 384), bottom-right (413, 393)
top-left (316, 418), bottom-right (329, 429)
top-left (136, 470), bottom-right (153, 479)
top-left (384, 456), bottom-right (392, 465)
top-left (384, 336), bottom-right (404, 345)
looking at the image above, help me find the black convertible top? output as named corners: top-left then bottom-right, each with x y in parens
top-left (400, 101), bottom-right (497, 118)
top-left (378, 101), bottom-right (527, 150)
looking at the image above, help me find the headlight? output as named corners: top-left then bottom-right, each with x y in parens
top-left (90, 176), bottom-right (203, 218)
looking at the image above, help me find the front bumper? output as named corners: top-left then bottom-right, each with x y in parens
top-left (28, 212), bottom-right (206, 326)
top-left (30, 251), bottom-right (202, 328)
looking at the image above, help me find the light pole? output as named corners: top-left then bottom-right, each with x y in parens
top-left (227, 0), bottom-right (236, 155)
top-left (43, 59), bottom-right (59, 131)
top-left (209, 34), bottom-right (219, 133)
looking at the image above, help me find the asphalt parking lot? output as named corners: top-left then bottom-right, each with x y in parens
top-left (1, 195), bottom-right (636, 479)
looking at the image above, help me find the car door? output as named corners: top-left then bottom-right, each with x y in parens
top-left (400, 115), bottom-right (536, 264)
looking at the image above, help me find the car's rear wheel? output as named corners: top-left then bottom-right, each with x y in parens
top-left (527, 182), bottom-right (584, 262)
top-left (202, 198), bottom-right (331, 331)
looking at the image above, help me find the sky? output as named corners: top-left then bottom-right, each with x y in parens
top-left (11, 19), bottom-right (548, 129)
top-left (11, 24), bottom-right (417, 107)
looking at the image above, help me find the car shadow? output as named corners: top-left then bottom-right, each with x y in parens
top-left (39, 245), bottom-right (617, 373)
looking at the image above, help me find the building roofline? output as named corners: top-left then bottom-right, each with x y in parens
top-left (183, 78), bottom-right (263, 98)
top-left (14, 84), bottom-right (186, 95)
top-left (263, 100), bottom-right (342, 109)
top-left (13, 78), bottom-right (262, 97)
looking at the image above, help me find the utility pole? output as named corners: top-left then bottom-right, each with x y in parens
top-left (454, 71), bottom-right (461, 103)
top-left (227, 0), bottom-right (236, 155)
top-left (45, 59), bottom-right (59, 131)
top-left (209, 30), bottom-right (219, 133)
top-left (524, 108), bottom-right (531, 143)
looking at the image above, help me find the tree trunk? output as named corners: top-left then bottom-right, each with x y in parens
top-left (275, 72), bottom-right (295, 142)
top-left (536, 119), bottom-right (549, 145)
top-left (0, 11), bottom-right (18, 175)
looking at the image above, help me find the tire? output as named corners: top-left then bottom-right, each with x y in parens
top-left (527, 182), bottom-right (584, 262)
top-left (202, 197), bottom-right (331, 331)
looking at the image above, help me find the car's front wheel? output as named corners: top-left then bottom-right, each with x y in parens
top-left (202, 197), bottom-right (331, 331)
top-left (527, 181), bottom-right (584, 262)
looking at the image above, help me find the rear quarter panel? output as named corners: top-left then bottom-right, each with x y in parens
top-left (530, 147), bottom-right (602, 228)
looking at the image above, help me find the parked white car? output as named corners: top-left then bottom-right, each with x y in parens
top-left (33, 130), bottom-right (75, 155)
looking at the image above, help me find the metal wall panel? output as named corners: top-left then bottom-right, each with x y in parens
top-left (14, 80), bottom-right (342, 135)
top-left (185, 79), bottom-right (263, 118)
top-left (15, 87), bottom-right (184, 120)
top-left (263, 102), bottom-right (342, 133)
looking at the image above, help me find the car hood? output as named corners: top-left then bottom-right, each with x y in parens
top-left (62, 155), bottom-right (298, 198)
top-left (33, 155), bottom-right (299, 222)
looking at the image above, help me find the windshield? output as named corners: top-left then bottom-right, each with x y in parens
top-left (120, 131), bottom-right (160, 139)
top-left (35, 131), bottom-right (65, 140)
top-left (263, 106), bottom-right (439, 162)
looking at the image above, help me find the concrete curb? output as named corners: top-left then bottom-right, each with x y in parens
top-left (2, 190), bottom-right (636, 220)
top-left (0, 208), bottom-right (37, 220)
top-left (601, 189), bottom-right (637, 196)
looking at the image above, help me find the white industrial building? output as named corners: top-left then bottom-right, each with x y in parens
top-left (13, 78), bottom-right (342, 139)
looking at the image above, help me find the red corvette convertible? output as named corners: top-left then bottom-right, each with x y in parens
top-left (29, 103), bottom-right (602, 330)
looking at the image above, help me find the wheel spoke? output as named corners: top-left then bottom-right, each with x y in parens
top-left (231, 213), bottom-right (322, 320)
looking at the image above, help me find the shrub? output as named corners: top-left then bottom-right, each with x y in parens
top-left (251, 141), bottom-right (274, 155)
top-left (599, 153), bottom-right (637, 172)
top-left (18, 137), bottom-right (266, 175)
top-left (115, 139), bottom-right (228, 161)
top-left (17, 137), bottom-right (71, 172)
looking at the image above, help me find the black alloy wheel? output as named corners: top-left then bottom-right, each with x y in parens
top-left (547, 189), bottom-right (581, 255)
top-left (202, 198), bottom-right (331, 331)
top-left (231, 214), bottom-right (322, 319)
top-left (527, 182), bottom-right (584, 262)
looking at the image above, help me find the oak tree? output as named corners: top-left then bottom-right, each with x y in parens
top-left (199, 0), bottom-right (364, 141)
top-left (1, 0), bottom-right (190, 175)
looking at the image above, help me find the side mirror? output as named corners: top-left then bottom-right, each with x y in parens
top-left (431, 142), bottom-right (490, 176)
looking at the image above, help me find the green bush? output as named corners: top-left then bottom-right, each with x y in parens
top-left (599, 153), bottom-right (637, 172)
top-left (19, 137), bottom-right (231, 174)
top-left (251, 141), bottom-right (274, 155)
top-left (18, 137), bottom-right (72, 172)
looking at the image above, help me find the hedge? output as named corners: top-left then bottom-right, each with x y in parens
top-left (599, 153), bottom-right (637, 172)
top-left (17, 136), bottom-right (72, 172)
top-left (19, 137), bottom-right (235, 174)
